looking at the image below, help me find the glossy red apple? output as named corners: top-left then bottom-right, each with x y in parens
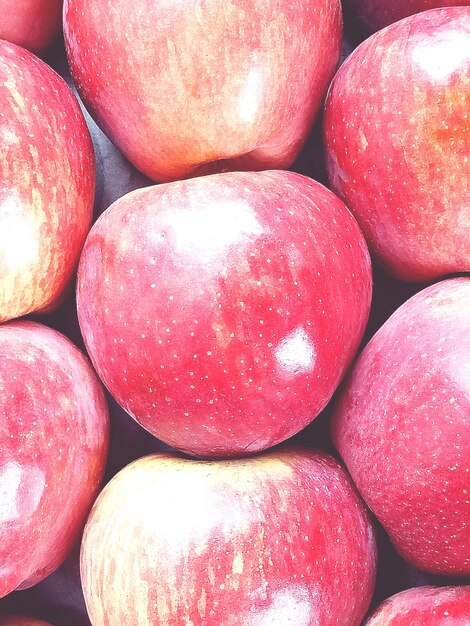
top-left (77, 170), bottom-right (372, 458)
top-left (332, 277), bottom-right (470, 575)
top-left (0, 321), bottom-right (109, 598)
top-left (0, 0), bottom-right (63, 54)
top-left (80, 447), bottom-right (377, 626)
top-left (0, 40), bottom-right (95, 323)
top-left (346, 0), bottom-right (469, 32)
top-left (63, 0), bottom-right (342, 182)
top-left (0, 617), bottom-right (52, 626)
top-left (324, 7), bottom-right (470, 281)
top-left (364, 585), bottom-right (470, 625)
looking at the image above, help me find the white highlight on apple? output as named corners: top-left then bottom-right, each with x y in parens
top-left (447, 351), bottom-right (470, 404)
top-left (274, 326), bottom-right (316, 374)
top-left (0, 195), bottom-right (40, 270)
top-left (412, 31), bottom-right (470, 82)
top-left (0, 126), bottom-right (20, 146)
top-left (251, 584), bottom-right (318, 626)
top-left (238, 62), bottom-right (266, 125)
top-left (0, 460), bottom-right (46, 523)
top-left (143, 471), bottom-right (225, 560)
top-left (163, 199), bottom-right (263, 264)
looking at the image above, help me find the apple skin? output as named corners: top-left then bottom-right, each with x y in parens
top-left (332, 277), bottom-right (470, 575)
top-left (0, 0), bottom-right (63, 54)
top-left (345, 0), bottom-right (470, 32)
top-left (80, 447), bottom-right (377, 626)
top-left (0, 40), bottom-right (95, 323)
top-left (364, 585), bottom-right (470, 625)
top-left (63, 0), bottom-right (342, 182)
top-left (76, 170), bottom-right (372, 458)
top-left (0, 321), bottom-right (109, 598)
top-left (323, 7), bottom-right (470, 282)
top-left (0, 617), bottom-right (52, 626)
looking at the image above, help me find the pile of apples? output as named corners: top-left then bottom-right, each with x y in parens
top-left (0, 0), bottom-right (469, 624)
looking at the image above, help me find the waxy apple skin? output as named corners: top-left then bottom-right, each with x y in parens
top-left (0, 321), bottom-right (109, 598)
top-left (80, 447), bottom-right (377, 626)
top-left (0, 0), bottom-right (63, 54)
top-left (63, 0), bottom-right (342, 182)
top-left (346, 0), bottom-right (469, 32)
top-left (324, 7), bottom-right (470, 282)
top-left (332, 277), bottom-right (470, 575)
top-left (0, 40), bottom-right (95, 323)
top-left (77, 170), bottom-right (372, 458)
top-left (364, 585), bottom-right (470, 625)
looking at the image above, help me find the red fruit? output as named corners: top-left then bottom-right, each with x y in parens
top-left (324, 7), bottom-right (470, 281)
top-left (80, 447), bottom-right (377, 626)
top-left (63, 0), bottom-right (342, 182)
top-left (364, 585), bottom-right (470, 625)
top-left (332, 277), bottom-right (470, 575)
top-left (0, 40), bottom-right (95, 322)
top-left (0, 0), bottom-right (63, 54)
top-left (77, 170), bottom-right (372, 458)
top-left (0, 321), bottom-right (109, 597)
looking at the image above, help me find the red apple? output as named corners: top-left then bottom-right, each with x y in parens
top-left (76, 170), bottom-right (372, 458)
top-left (364, 585), bottom-right (470, 625)
top-left (80, 447), bottom-right (377, 626)
top-left (332, 277), bottom-right (470, 575)
top-left (0, 40), bottom-right (95, 323)
top-left (0, 617), bottom-right (52, 626)
top-left (63, 0), bottom-right (342, 182)
top-left (0, 320), bottom-right (109, 598)
top-left (324, 7), bottom-right (470, 282)
top-left (0, 1), bottom-right (63, 54)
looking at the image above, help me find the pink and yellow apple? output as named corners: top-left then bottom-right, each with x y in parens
top-left (63, 0), bottom-right (342, 182)
top-left (0, 0), bottom-right (63, 54)
top-left (0, 321), bottom-right (109, 597)
top-left (80, 447), bottom-right (377, 626)
top-left (77, 170), bottom-right (372, 458)
top-left (0, 40), bottom-right (95, 323)
top-left (364, 585), bottom-right (470, 625)
top-left (324, 7), bottom-right (470, 281)
top-left (332, 277), bottom-right (470, 575)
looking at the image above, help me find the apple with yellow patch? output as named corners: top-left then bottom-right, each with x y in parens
top-left (64, 0), bottom-right (342, 182)
top-left (0, 40), bottom-right (95, 323)
top-left (80, 447), bottom-right (377, 625)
